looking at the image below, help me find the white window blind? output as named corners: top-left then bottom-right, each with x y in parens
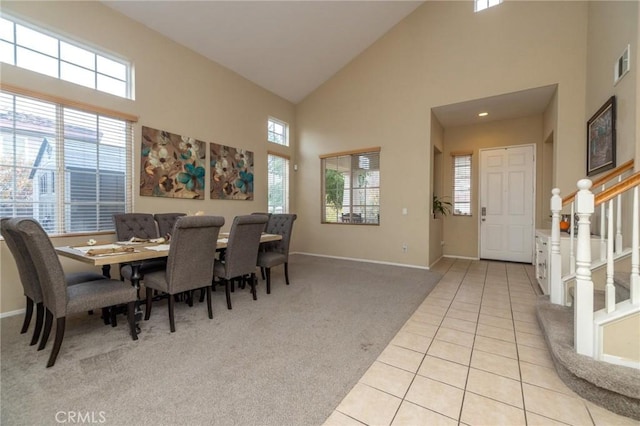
top-left (321, 149), bottom-right (380, 225)
top-left (267, 153), bottom-right (289, 214)
top-left (0, 89), bottom-right (133, 234)
top-left (267, 117), bottom-right (288, 146)
top-left (0, 15), bottom-right (132, 99)
top-left (452, 153), bottom-right (472, 216)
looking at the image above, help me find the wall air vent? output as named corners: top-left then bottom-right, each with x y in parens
top-left (614, 44), bottom-right (630, 85)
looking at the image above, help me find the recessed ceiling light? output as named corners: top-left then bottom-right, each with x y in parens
top-left (478, 112), bottom-right (489, 117)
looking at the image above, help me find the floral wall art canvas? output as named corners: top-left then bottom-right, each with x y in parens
top-left (210, 142), bottom-right (254, 200)
top-left (140, 126), bottom-right (206, 199)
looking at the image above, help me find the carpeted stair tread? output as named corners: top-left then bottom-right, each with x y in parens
top-left (536, 296), bottom-right (640, 420)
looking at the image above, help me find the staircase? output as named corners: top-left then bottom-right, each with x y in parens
top-left (537, 160), bottom-right (640, 420)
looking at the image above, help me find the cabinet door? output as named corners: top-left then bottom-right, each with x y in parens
top-left (535, 234), bottom-right (549, 294)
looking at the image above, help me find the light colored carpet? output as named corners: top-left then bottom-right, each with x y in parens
top-left (1, 254), bottom-right (441, 426)
top-left (536, 296), bottom-right (640, 420)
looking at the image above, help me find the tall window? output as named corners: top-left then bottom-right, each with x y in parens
top-left (0, 15), bottom-right (132, 99)
top-left (452, 153), bottom-right (472, 216)
top-left (267, 117), bottom-right (288, 146)
top-left (321, 148), bottom-right (380, 225)
top-left (0, 89), bottom-right (134, 234)
top-left (267, 153), bottom-right (289, 214)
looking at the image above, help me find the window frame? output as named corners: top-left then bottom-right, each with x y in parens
top-left (0, 84), bottom-right (137, 236)
top-left (451, 152), bottom-right (472, 216)
top-left (267, 117), bottom-right (289, 147)
top-left (267, 151), bottom-right (290, 214)
top-left (474, 0), bottom-right (503, 12)
top-left (320, 147), bottom-right (380, 226)
top-left (0, 14), bottom-right (133, 99)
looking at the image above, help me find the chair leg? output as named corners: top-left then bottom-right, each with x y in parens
top-left (187, 290), bottom-right (194, 307)
top-left (38, 309), bottom-right (54, 351)
top-left (102, 307), bottom-right (111, 325)
top-left (250, 273), bottom-right (257, 301)
top-left (46, 317), bottom-right (66, 368)
top-left (30, 303), bottom-right (44, 346)
top-left (110, 307), bottom-right (117, 327)
top-left (199, 288), bottom-right (206, 303)
top-left (266, 268), bottom-right (272, 295)
top-left (21, 297), bottom-right (33, 334)
top-left (127, 301), bottom-right (138, 341)
top-left (206, 287), bottom-right (213, 319)
top-left (284, 262), bottom-right (290, 285)
top-left (224, 279), bottom-right (232, 310)
top-left (168, 296), bottom-right (176, 332)
top-left (260, 267), bottom-right (265, 280)
top-left (144, 287), bottom-right (153, 321)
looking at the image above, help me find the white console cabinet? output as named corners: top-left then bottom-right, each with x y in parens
top-left (534, 229), bottom-right (601, 295)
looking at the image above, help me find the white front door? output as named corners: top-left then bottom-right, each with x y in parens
top-left (479, 145), bottom-right (535, 263)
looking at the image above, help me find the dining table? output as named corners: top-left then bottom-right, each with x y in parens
top-left (55, 232), bottom-right (282, 330)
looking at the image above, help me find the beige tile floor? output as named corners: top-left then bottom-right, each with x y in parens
top-left (324, 258), bottom-right (637, 426)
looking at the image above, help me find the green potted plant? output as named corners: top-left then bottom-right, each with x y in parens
top-left (432, 195), bottom-right (452, 218)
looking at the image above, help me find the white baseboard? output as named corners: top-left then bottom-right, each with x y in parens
top-left (291, 251), bottom-right (430, 270)
top-left (600, 353), bottom-right (640, 369)
top-left (443, 255), bottom-right (480, 261)
top-left (0, 308), bottom-right (25, 319)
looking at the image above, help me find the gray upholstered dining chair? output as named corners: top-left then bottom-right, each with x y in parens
top-left (154, 212), bottom-right (186, 240)
top-left (213, 215), bottom-right (268, 310)
top-left (1, 218), bottom-right (105, 347)
top-left (142, 215), bottom-right (224, 332)
top-left (15, 218), bottom-right (138, 367)
top-left (256, 214), bottom-right (297, 294)
top-left (112, 213), bottom-right (167, 281)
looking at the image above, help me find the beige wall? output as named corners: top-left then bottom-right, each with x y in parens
top-left (603, 313), bottom-right (640, 364)
top-left (586, 1), bottom-right (638, 169)
top-left (0, 1), bottom-right (295, 314)
top-left (296, 1), bottom-right (590, 266)
top-left (442, 116), bottom-right (543, 258)
top-left (429, 113), bottom-right (444, 266)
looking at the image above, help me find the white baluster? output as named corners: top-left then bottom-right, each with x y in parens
top-left (574, 179), bottom-right (594, 357)
top-left (600, 184), bottom-right (606, 261)
top-left (631, 186), bottom-right (639, 305)
top-left (550, 188), bottom-right (563, 304)
top-left (615, 175), bottom-right (623, 253)
top-left (570, 202), bottom-right (576, 275)
top-left (605, 200), bottom-right (615, 313)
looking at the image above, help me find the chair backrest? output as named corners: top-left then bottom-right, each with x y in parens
top-left (265, 214), bottom-right (297, 256)
top-left (165, 215), bottom-right (225, 293)
top-left (15, 218), bottom-right (68, 317)
top-left (154, 212), bottom-right (186, 239)
top-left (113, 213), bottom-right (159, 241)
top-left (223, 215), bottom-right (268, 279)
top-left (251, 212), bottom-right (271, 232)
top-left (1, 218), bottom-right (42, 302)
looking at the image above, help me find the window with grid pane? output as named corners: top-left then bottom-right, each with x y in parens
top-left (0, 15), bottom-right (131, 99)
top-left (0, 90), bottom-right (133, 234)
top-left (321, 148), bottom-right (380, 225)
top-left (475, 0), bottom-right (502, 12)
top-left (268, 153), bottom-right (289, 214)
top-left (267, 117), bottom-right (288, 146)
top-left (452, 154), bottom-right (472, 216)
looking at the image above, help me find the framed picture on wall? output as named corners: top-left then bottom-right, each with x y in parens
top-left (587, 96), bottom-right (616, 177)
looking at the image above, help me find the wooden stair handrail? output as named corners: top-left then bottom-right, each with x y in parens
top-left (594, 170), bottom-right (640, 206)
top-left (562, 159), bottom-right (634, 206)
